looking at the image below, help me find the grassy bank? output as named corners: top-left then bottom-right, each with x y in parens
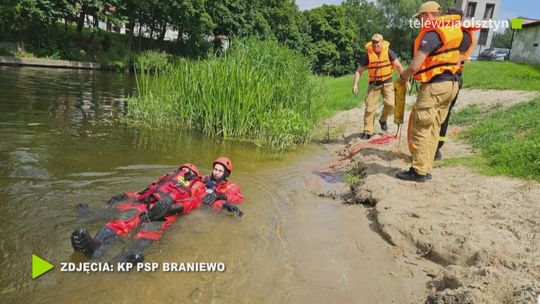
top-left (461, 61), bottom-right (540, 91)
top-left (129, 39), bottom-right (322, 151)
top-left (441, 97), bottom-right (540, 180)
top-left (318, 61), bottom-right (540, 119)
top-left (316, 74), bottom-right (367, 118)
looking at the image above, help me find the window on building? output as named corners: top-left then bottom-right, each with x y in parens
top-left (478, 28), bottom-right (489, 45)
top-left (466, 2), bottom-right (477, 18)
top-left (484, 3), bottom-right (495, 19)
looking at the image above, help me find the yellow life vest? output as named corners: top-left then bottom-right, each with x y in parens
top-left (413, 15), bottom-right (463, 83)
top-left (365, 40), bottom-right (393, 83)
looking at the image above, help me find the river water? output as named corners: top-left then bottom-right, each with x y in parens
top-left (0, 66), bottom-right (426, 303)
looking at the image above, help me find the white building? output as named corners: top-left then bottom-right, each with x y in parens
top-left (509, 18), bottom-right (540, 64)
top-left (454, 0), bottom-right (501, 57)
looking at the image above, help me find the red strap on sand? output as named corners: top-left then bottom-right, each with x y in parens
top-left (318, 134), bottom-right (398, 172)
top-left (339, 134), bottom-right (397, 161)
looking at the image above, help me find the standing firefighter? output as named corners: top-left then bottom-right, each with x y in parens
top-left (435, 8), bottom-right (479, 160)
top-left (397, 1), bottom-right (462, 182)
top-left (353, 34), bottom-right (404, 139)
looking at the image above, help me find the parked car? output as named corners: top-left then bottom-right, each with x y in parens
top-left (478, 48), bottom-right (510, 61)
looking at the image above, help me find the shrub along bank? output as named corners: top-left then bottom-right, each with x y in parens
top-left (128, 39), bottom-right (323, 151)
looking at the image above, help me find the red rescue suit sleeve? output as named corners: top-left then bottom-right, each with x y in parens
top-left (174, 179), bottom-right (206, 214)
top-left (125, 172), bottom-right (174, 201)
top-left (212, 181), bottom-right (244, 210)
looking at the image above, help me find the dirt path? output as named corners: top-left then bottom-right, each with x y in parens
top-left (314, 89), bottom-right (540, 303)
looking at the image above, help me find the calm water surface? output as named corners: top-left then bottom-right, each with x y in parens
top-left (0, 66), bottom-right (334, 303)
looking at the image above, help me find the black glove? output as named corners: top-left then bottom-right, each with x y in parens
top-left (204, 176), bottom-right (215, 190)
top-left (203, 192), bottom-right (227, 205)
top-left (108, 193), bottom-right (127, 205)
top-left (140, 201), bottom-right (171, 222)
top-left (223, 203), bottom-right (244, 218)
top-left (203, 192), bottom-right (218, 205)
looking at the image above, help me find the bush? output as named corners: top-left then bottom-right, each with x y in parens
top-left (133, 50), bottom-right (170, 72)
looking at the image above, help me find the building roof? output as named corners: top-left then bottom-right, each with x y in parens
top-left (521, 17), bottom-right (540, 28)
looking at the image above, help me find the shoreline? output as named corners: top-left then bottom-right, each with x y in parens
top-left (0, 56), bottom-right (100, 70)
top-left (314, 88), bottom-right (540, 303)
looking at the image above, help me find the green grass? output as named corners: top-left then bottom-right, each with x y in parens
top-left (449, 102), bottom-right (508, 126)
top-left (129, 39), bottom-right (322, 151)
top-left (317, 62), bottom-right (540, 113)
top-left (314, 70), bottom-right (407, 120)
top-left (451, 98), bottom-right (540, 180)
top-left (461, 61), bottom-right (540, 91)
top-left (449, 104), bottom-right (485, 125)
top-left (316, 74), bottom-right (368, 117)
top-left (437, 155), bottom-right (487, 170)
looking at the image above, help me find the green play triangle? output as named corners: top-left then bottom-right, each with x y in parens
top-left (32, 254), bottom-right (54, 279)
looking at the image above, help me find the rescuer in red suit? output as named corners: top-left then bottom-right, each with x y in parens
top-left (71, 163), bottom-right (205, 262)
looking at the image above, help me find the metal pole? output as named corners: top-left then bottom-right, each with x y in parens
top-left (508, 29), bottom-right (516, 60)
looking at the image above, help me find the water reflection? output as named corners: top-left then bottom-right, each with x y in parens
top-left (0, 66), bottom-right (318, 303)
top-left (1, 65), bottom-right (380, 304)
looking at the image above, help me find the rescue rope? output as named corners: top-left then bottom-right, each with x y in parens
top-left (315, 133), bottom-right (399, 176)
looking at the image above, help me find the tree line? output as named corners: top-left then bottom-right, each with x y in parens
top-left (0, 0), bottom-right (456, 76)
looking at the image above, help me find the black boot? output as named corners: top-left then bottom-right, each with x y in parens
top-left (360, 132), bottom-right (372, 140)
top-left (117, 239), bottom-right (152, 265)
top-left (396, 167), bottom-right (431, 182)
top-left (71, 227), bottom-right (118, 258)
top-left (379, 120), bottom-right (388, 132)
top-left (71, 228), bottom-right (99, 258)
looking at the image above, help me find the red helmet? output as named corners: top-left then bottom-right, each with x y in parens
top-left (213, 156), bottom-right (232, 174)
top-left (179, 163), bottom-right (200, 177)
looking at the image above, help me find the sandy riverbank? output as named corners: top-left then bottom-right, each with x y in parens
top-left (312, 88), bottom-right (539, 303)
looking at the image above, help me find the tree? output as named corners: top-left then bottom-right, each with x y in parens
top-left (305, 5), bottom-right (356, 76)
top-left (206, 0), bottom-right (254, 37)
top-left (262, 0), bottom-right (310, 53)
top-left (169, 0), bottom-right (214, 57)
top-left (492, 28), bottom-right (513, 49)
top-left (342, 0), bottom-right (386, 71)
top-left (376, 0), bottom-right (457, 61)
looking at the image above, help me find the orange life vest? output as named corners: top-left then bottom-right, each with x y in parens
top-left (365, 40), bottom-right (393, 83)
top-left (413, 15), bottom-right (463, 83)
top-left (458, 27), bottom-right (479, 72)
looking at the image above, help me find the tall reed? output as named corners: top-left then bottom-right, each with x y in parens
top-left (128, 39), bottom-right (323, 150)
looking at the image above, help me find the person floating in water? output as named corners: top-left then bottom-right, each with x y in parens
top-left (201, 156), bottom-right (244, 216)
top-left (71, 157), bottom-right (243, 263)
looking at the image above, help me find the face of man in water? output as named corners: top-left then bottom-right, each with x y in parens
top-left (212, 163), bottom-right (226, 180)
top-left (372, 40), bottom-right (382, 53)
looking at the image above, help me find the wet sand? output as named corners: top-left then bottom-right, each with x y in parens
top-left (316, 89), bottom-right (540, 303)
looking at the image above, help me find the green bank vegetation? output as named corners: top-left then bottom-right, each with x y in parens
top-left (316, 74), bottom-right (368, 116)
top-left (448, 102), bottom-right (508, 126)
top-left (0, 24), bottom-right (174, 71)
top-left (321, 61), bottom-right (540, 117)
top-left (129, 40), bottom-right (322, 151)
top-left (440, 98), bottom-right (540, 181)
top-left (461, 61), bottom-right (540, 91)
top-left (1, 0), bottom-right (462, 76)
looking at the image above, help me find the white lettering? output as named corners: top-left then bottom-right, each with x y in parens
top-left (59, 262), bottom-right (113, 274)
top-left (117, 262), bottom-right (133, 272)
top-left (136, 262), bottom-right (159, 272)
top-left (161, 262), bottom-right (226, 272)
